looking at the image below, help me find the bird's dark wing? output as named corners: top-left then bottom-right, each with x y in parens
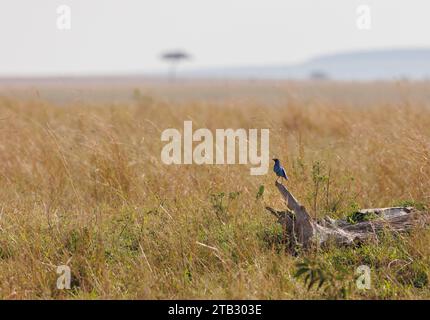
top-left (282, 168), bottom-right (289, 180)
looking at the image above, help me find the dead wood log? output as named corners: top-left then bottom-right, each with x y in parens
top-left (266, 181), bottom-right (429, 249)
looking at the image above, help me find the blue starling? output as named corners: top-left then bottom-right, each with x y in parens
top-left (272, 158), bottom-right (289, 183)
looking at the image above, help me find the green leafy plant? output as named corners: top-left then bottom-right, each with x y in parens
top-left (294, 258), bottom-right (352, 299)
top-left (345, 202), bottom-right (379, 224)
top-left (256, 185), bottom-right (265, 200)
top-left (295, 258), bottom-right (327, 291)
top-left (393, 200), bottom-right (428, 211)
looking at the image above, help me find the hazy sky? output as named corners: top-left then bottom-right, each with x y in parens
top-left (0, 0), bottom-right (429, 76)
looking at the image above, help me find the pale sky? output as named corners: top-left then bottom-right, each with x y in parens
top-left (0, 0), bottom-right (429, 76)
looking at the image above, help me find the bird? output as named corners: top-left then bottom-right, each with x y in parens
top-left (272, 158), bottom-right (289, 183)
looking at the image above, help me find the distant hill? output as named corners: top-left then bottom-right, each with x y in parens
top-left (186, 48), bottom-right (430, 80)
top-left (1, 48), bottom-right (429, 82)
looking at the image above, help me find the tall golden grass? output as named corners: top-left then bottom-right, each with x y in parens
top-left (0, 85), bottom-right (429, 299)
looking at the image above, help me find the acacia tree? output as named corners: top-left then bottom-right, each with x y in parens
top-left (160, 51), bottom-right (190, 81)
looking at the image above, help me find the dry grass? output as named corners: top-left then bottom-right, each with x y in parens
top-left (0, 84), bottom-right (429, 299)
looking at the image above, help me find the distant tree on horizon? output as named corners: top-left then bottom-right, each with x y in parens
top-left (160, 51), bottom-right (191, 82)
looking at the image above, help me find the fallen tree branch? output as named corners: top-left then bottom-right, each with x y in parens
top-left (266, 181), bottom-right (429, 249)
top-left (273, 182), bottom-right (314, 247)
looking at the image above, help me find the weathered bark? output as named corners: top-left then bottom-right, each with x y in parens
top-left (274, 182), bottom-right (314, 246)
top-left (266, 181), bottom-right (429, 249)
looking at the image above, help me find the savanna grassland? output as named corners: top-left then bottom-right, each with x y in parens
top-left (0, 80), bottom-right (429, 299)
